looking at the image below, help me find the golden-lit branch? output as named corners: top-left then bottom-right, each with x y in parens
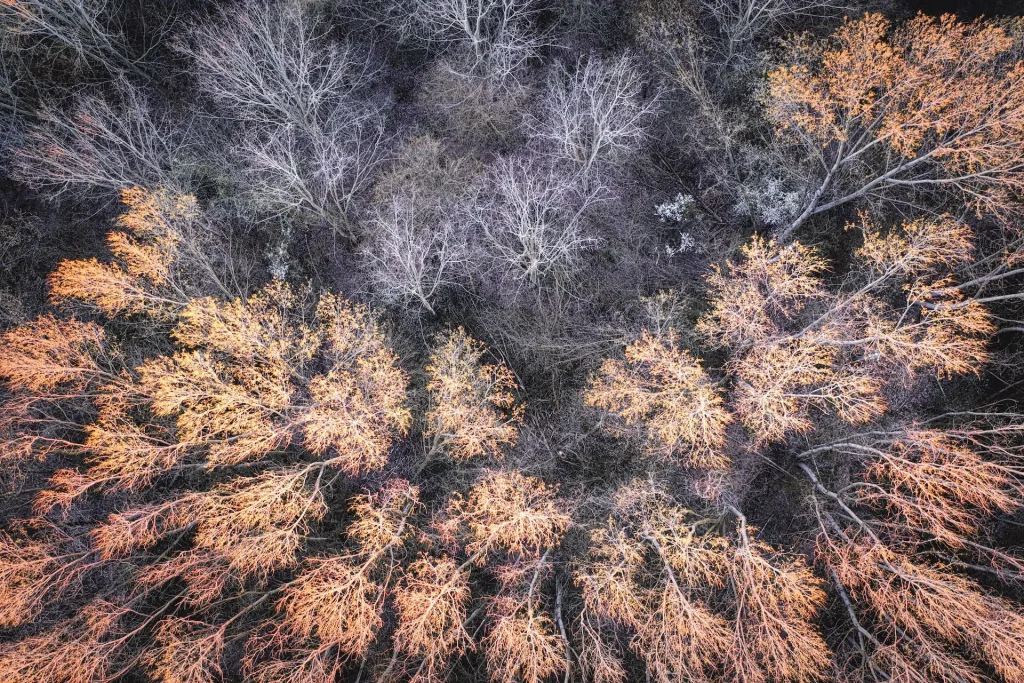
top-left (49, 188), bottom-right (202, 317)
top-left (244, 481), bottom-right (420, 681)
top-left (825, 535), bottom-right (1024, 683)
top-left (697, 217), bottom-right (994, 443)
top-left (392, 555), bottom-right (473, 683)
top-left (438, 469), bottom-right (572, 564)
top-left (0, 315), bottom-right (112, 393)
top-left (484, 555), bottom-right (566, 683)
top-left (575, 483), bottom-right (828, 683)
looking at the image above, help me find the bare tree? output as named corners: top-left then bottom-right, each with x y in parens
top-left (0, 0), bottom-right (141, 75)
top-left (183, 0), bottom-right (388, 241)
top-left (478, 157), bottom-right (604, 294)
top-left (361, 192), bottom-right (469, 313)
top-left (535, 54), bottom-right (659, 182)
top-left (699, 0), bottom-right (851, 62)
top-left (373, 0), bottom-right (542, 82)
top-left (180, 0), bottom-right (381, 131)
top-left (12, 81), bottom-right (191, 198)
top-left (239, 116), bottom-right (388, 242)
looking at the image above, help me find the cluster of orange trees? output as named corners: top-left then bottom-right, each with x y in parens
top-left (3, 9), bottom-right (1024, 683)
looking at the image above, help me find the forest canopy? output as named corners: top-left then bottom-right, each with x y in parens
top-left (3, 1), bottom-right (1024, 683)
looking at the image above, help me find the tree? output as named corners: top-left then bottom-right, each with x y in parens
top-left (8, 2), bottom-right (1024, 682)
top-left (12, 83), bottom-right (192, 198)
top-left (699, 0), bottom-right (852, 63)
top-left (182, 0), bottom-right (388, 241)
top-left (433, 470), bottom-right (570, 683)
top-left (361, 136), bottom-right (477, 313)
top-left (585, 330), bottom-right (732, 468)
top-left (478, 156), bottom-right (603, 294)
top-left (0, 0), bottom-right (140, 75)
top-left (423, 327), bottom-right (523, 467)
top-left (575, 482), bottom-right (829, 683)
top-left (767, 13), bottom-right (1024, 240)
top-left (180, 0), bottom-right (380, 131)
top-left (535, 54), bottom-right (659, 182)
top-left (137, 282), bottom-right (411, 471)
top-left (796, 414), bottom-right (1024, 683)
top-left (239, 116), bottom-right (388, 242)
top-left (49, 187), bottom-right (244, 319)
top-left (0, 273), bottom-right (412, 681)
top-left (371, 0), bottom-right (543, 86)
top-left (0, 315), bottom-right (121, 479)
top-left (383, 470), bottom-right (570, 683)
top-left (242, 480), bottom-right (420, 682)
top-left (696, 215), bottom-right (992, 443)
top-left (361, 191), bottom-right (469, 313)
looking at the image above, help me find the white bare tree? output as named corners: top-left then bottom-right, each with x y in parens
top-left (180, 0), bottom-right (381, 131)
top-left (12, 81), bottom-right (191, 198)
top-left (361, 192), bottom-right (469, 313)
top-left (0, 0), bottom-right (141, 75)
top-left (699, 0), bottom-right (851, 62)
top-left (479, 156), bottom-right (604, 294)
top-left (183, 0), bottom-right (390, 241)
top-left (366, 0), bottom-right (543, 87)
top-left (535, 54), bottom-right (659, 182)
top-left (240, 115), bottom-right (388, 243)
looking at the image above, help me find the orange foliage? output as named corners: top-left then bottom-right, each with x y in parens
top-left (244, 481), bottom-right (420, 680)
top-left (575, 483), bottom-right (828, 683)
top-left (279, 482), bottom-right (416, 655)
top-left (0, 315), bottom-right (126, 477)
top-left (768, 13), bottom-right (1024, 227)
top-left (49, 187), bottom-right (200, 317)
top-left (697, 217), bottom-right (992, 443)
top-left (424, 327), bottom-right (523, 463)
top-left (697, 236), bottom-right (829, 349)
top-left (854, 428), bottom-right (1023, 546)
top-left (0, 314), bottom-right (111, 393)
top-left (827, 537), bottom-right (1024, 683)
top-left (0, 523), bottom-right (91, 629)
top-left (146, 618), bottom-right (224, 683)
top-left (392, 555), bottom-right (473, 683)
top-left (438, 469), bottom-right (571, 564)
top-left (585, 330), bottom-right (731, 468)
top-left (0, 610), bottom-right (118, 683)
top-left (484, 573), bottom-right (565, 683)
top-left (138, 281), bottom-right (410, 471)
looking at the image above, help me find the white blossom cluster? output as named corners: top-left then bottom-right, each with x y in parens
top-left (655, 193), bottom-right (696, 223)
top-left (733, 176), bottom-right (802, 227)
